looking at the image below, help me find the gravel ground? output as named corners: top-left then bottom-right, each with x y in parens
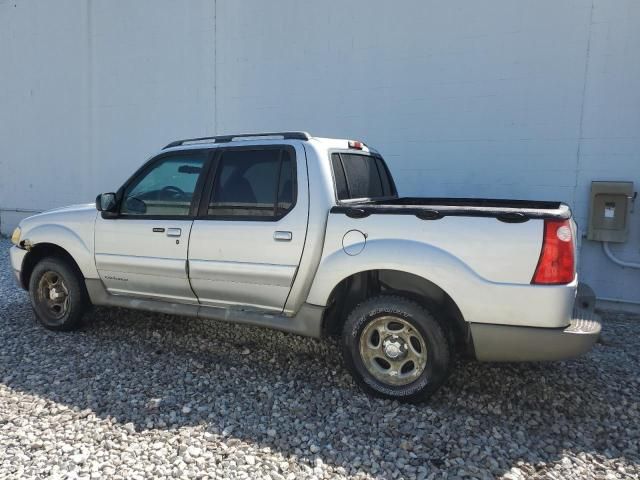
top-left (0, 238), bottom-right (639, 480)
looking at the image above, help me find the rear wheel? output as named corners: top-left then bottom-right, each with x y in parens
top-left (342, 295), bottom-right (451, 402)
top-left (28, 257), bottom-right (89, 331)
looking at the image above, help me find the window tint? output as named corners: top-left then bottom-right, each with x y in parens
top-left (121, 152), bottom-right (207, 216)
top-left (331, 153), bottom-right (395, 200)
top-left (277, 154), bottom-right (294, 212)
top-left (375, 157), bottom-right (394, 197)
top-left (208, 148), bottom-right (295, 218)
top-left (331, 154), bottom-right (349, 199)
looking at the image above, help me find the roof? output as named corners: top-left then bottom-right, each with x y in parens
top-left (161, 131), bottom-right (376, 155)
top-left (163, 131), bottom-right (312, 150)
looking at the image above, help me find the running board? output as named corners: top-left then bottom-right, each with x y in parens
top-left (85, 279), bottom-right (324, 337)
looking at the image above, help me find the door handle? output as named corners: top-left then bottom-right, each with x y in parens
top-left (273, 231), bottom-right (292, 241)
top-left (166, 228), bottom-right (182, 237)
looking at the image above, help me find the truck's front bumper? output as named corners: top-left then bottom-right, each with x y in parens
top-left (471, 306), bottom-right (601, 362)
top-left (9, 245), bottom-right (27, 289)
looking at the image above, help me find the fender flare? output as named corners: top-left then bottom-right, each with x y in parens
top-left (305, 238), bottom-right (484, 322)
top-left (21, 224), bottom-right (98, 279)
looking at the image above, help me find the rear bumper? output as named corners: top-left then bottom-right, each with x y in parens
top-left (471, 306), bottom-right (601, 362)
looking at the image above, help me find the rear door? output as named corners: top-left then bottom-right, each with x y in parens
top-left (94, 149), bottom-right (211, 302)
top-left (188, 144), bottom-right (309, 312)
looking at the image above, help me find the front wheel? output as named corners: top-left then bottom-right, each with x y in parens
top-left (342, 295), bottom-right (451, 402)
top-left (28, 257), bottom-right (89, 331)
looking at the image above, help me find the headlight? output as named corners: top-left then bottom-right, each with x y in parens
top-left (10, 227), bottom-right (21, 246)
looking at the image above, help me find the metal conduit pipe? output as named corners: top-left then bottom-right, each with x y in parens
top-left (602, 242), bottom-right (640, 270)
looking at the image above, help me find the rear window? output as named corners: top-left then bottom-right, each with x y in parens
top-left (331, 153), bottom-right (396, 200)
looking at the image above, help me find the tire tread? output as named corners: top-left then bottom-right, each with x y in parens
top-left (28, 256), bottom-right (89, 331)
top-left (341, 294), bottom-right (451, 403)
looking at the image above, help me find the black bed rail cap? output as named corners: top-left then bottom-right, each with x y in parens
top-left (163, 131), bottom-right (311, 149)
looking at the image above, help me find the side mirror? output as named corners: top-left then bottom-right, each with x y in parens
top-left (96, 192), bottom-right (117, 212)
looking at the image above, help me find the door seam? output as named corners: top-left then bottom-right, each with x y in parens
top-left (185, 219), bottom-right (201, 304)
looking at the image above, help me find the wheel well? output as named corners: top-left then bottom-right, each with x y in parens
top-left (322, 270), bottom-right (470, 353)
top-left (20, 243), bottom-right (84, 291)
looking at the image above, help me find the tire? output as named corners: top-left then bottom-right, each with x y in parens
top-left (342, 295), bottom-right (451, 402)
top-left (28, 256), bottom-right (89, 331)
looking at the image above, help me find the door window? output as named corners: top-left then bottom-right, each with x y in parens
top-left (207, 148), bottom-right (295, 219)
top-left (121, 152), bottom-right (208, 216)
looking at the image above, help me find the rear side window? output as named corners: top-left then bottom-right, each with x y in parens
top-left (208, 148), bottom-right (295, 219)
top-left (331, 153), bottom-right (396, 200)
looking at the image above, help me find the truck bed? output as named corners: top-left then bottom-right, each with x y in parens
top-left (332, 197), bottom-right (571, 222)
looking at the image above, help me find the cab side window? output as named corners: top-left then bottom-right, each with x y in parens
top-left (121, 152), bottom-right (207, 216)
top-left (207, 148), bottom-right (295, 219)
top-left (331, 153), bottom-right (396, 200)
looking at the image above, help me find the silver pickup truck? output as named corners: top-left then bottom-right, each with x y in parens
top-left (9, 131), bottom-right (601, 402)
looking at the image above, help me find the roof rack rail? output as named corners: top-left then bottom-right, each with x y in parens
top-left (163, 131), bottom-right (311, 149)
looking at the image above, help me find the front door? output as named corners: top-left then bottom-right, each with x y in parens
top-left (188, 144), bottom-right (308, 312)
top-left (95, 149), bottom-right (210, 302)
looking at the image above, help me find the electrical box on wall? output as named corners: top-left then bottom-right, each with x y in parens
top-left (587, 181), bottom-right (634, 243)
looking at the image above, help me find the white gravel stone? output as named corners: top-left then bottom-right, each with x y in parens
top-left (0, 238), bottom-right (638, 479)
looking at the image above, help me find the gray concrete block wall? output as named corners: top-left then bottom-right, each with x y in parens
top-left (0, 0), bottom-right (216, 217)
top-left (1, 1), bottom-right (639, 303)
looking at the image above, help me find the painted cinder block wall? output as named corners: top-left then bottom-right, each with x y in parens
top-left (1, 1), bottom-right (639, 304)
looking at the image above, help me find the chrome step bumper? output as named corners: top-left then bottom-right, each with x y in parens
top-left (471, 306), bottom-right (601, 362)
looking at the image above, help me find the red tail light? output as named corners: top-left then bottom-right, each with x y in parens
top-left (532, 219), bottom-right (575, 285)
